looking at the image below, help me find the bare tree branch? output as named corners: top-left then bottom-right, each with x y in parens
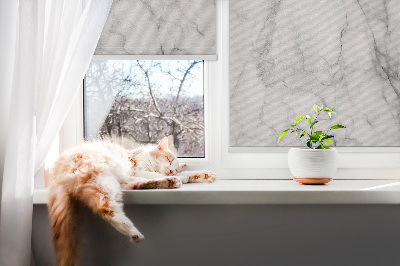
top-left (174, 60), bottom-right (201, 114)
top-left (87, 60), bottom-right (205, 156)
top-left (136, 60), bottom-right (162, 116)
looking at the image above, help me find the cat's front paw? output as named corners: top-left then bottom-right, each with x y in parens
top-left (130, 232), bottom-right (145, 243)
top-left (166, 177), bottom-right (182, 189)
top-left (186, 171), bottom-right (217, 183)
top-left (203, 171), bottom-right (217, 183)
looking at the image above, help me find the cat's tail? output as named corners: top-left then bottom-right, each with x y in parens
top-left (48, 183), bottom-right (78, 266)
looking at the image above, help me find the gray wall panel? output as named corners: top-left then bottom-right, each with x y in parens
top-left (33, 204), bottom-right (400, 266)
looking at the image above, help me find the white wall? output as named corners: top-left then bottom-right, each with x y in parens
top-left (33, 204), bottom-right (400, 266)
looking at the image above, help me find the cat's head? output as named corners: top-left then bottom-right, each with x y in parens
top-left (149, 137), bottom-right (180, 176)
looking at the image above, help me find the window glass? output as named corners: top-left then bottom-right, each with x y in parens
top-left (84, 60), bottom-right (204, 158)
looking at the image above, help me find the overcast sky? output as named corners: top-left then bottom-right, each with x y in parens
top-left (87, 60), bottom-right (204, 97)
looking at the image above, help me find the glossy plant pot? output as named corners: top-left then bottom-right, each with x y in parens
top-left (288, 148), bottom-right (338, 185)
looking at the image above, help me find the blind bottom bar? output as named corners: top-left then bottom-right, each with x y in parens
top-left (92, 54), bottom-right (218, 61)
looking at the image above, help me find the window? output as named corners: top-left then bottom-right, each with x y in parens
top-left (56, 0), bottom-right (400, 182)
top-left (84, 60), bottom-right (205, 158)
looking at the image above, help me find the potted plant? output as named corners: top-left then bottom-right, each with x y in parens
top-left (278, 105), bottom-right (346, 185)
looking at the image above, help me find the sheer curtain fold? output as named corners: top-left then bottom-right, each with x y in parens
top-left (35, 0), bottom-right (114, 170)
top-left (0, 0), bottom-right (113, 265)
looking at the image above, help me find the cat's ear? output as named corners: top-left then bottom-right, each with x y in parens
top-left (167, 135), bottom-right (178, 155)
top-left (157, 137), bottom-right (168, 151)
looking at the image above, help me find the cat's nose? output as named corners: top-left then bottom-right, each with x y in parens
top-left (169, 170), bottom-right (173, 175)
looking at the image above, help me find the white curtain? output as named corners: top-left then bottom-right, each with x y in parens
top-left (0, 0), bottom-right (113, 265)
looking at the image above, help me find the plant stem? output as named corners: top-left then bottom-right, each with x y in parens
top-left (311, 109), bottom-right (322, 135)
top-left (294, 127), bottom-right (310, 137)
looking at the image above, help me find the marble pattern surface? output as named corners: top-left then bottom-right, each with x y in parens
top-left (95, 0), bottom-right (216, 55)
top-left (230, 0), bottom-right (400, 147)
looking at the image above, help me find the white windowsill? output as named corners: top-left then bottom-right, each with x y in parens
top-left (33, 179), bottom-right (400, 205)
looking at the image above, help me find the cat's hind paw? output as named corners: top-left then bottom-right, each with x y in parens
top-left (130, 232), bottom-right (145, 243)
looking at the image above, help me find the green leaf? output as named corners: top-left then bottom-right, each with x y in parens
top-left (308, 118), bottom-right (312, 125)
top-left (293, 116), bottom-right (304, 125)
top-left (314, 131), bottom-right (324, 137)
top-left (330, 124), bottom-right (346, 129)
top-left (307, 139), bottom-right (313, 148)
top-left (310, 131), bottom-right (324, 141)
top-left (310, 133), bottom-right (319, 141)
top-left (284, 124), bottom-right (294, 128)
top-left (324, 108), bottom-right (335, 113)
top-left (324, 108), bottom-right (335, 118)
top-left (325, 139), bottom-right (333, 144)
top-left (317, 140), bottom-right (330, 149)
top-left (310, 120), bottom-right (319, 128)
top-left (299, 131), bottom-right (306, 138)
top-left (321, 135), bottom-right (334, 140)
top-left (313, 105), bottom-right (318, 112)
top-left (277, 129), bottom-right (289, 142)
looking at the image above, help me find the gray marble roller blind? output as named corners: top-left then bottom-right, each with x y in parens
top-left (95, 0), bottom-right (216, 57)
top-left (230, 0), bottom-right (400, 147)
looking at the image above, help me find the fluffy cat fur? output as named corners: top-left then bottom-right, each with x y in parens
top-left (48, 137), bottom-right (216, 266)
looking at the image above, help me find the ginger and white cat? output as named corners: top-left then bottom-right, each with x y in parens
top-left (48, 137), bottom-right (216, 266)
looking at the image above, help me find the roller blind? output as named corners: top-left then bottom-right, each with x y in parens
top-left (230, 0), bottom-right (400, 147)
top-left (95, 0), bottom-right (216, 59)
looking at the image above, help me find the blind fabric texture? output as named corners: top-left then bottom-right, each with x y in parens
top-left (95, 0), bottom-right (216, 57)
top-left (230, 0), bottom-right (400, 147)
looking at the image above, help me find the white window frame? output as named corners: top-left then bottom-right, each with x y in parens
top-left (58, 0), bottom-right (400, 181)
top-left (61, 61), bottom-right (211, 163)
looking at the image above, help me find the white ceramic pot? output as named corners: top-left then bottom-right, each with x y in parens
top-left (288, 148), bottom-right (338, 184)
